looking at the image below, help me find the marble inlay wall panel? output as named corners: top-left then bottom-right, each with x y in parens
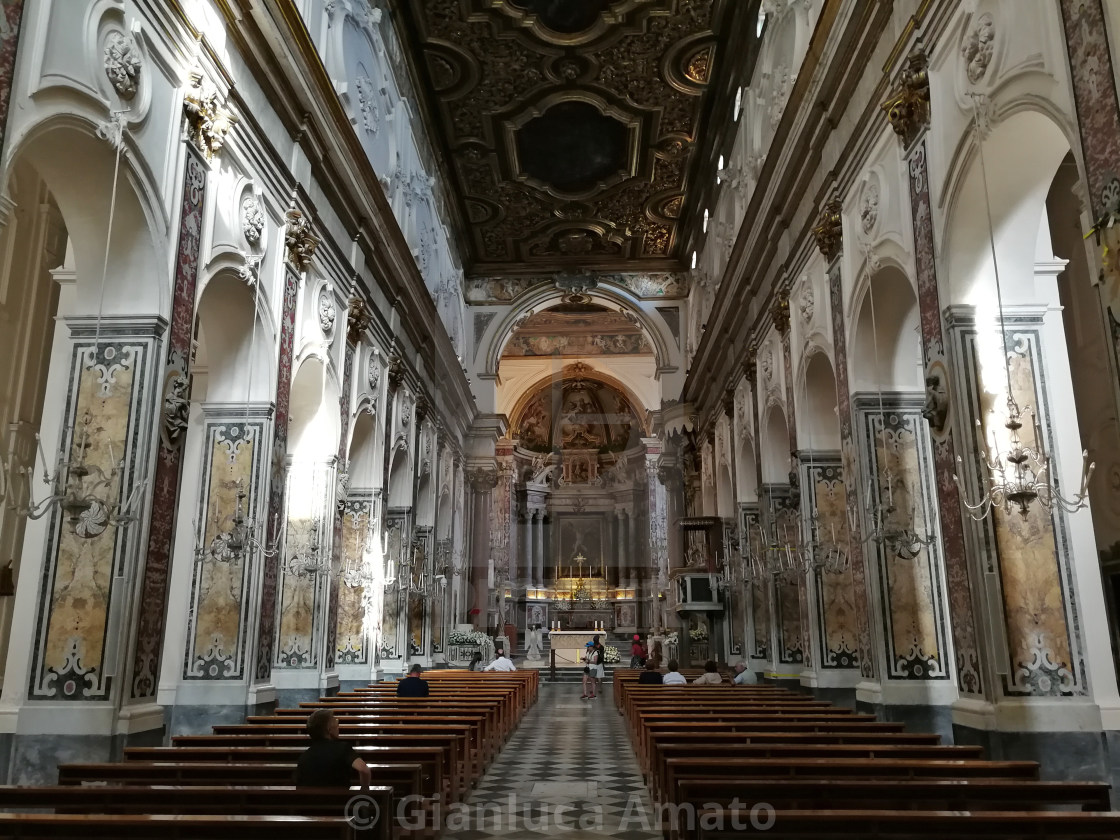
top-left (856, 395), bottom-right (949, 681)
top-left (336, 498), bottom-right (371, 665)
top-left (326, 343), bottom-right (356, 670)
top-left (183, 410), bottom-right (269, 680)
top-left (379, 512), bottom-right (409, 660)
top-left (275, 462), bottom-right (332, 669)
top-left (951, 315), bottom-right (1085, 696)
top-left (804, 459), bottom-right (859, 669)
top-left (743, 506), bottom-right (770, 660)
top-left (30, 324), bottom-right (161, 700)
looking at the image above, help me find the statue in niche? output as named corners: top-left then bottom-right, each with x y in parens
top-left (519, 399), bottom-right (550, 449)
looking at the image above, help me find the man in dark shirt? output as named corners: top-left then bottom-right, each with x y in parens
top-left (295, 709), bottom-right (371, 788)
top-left (396, 663), bottom-right (430, 697)
top-left (637, 660), bottom-right (663, 684)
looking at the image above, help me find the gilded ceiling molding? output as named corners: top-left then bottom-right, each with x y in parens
top-left (182, 70), bottom-right (237, 161)
top-left (881, 50), bottom-right (930, 151)
top-left (811, 198), bottom-right (844, 263)
top-left (396, 0), bottom-right (737, 273)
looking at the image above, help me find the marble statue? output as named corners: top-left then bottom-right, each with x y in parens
top-left (526, 624), bottom-right (543, 661)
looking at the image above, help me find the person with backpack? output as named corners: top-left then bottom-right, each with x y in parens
top-left (582, 635), bottom-right (605, 698)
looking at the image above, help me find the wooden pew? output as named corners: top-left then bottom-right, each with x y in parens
top-left (0, 813), bottom-right (361, 838)
top-left (0, 785), bottom-right (393, 840)
top-left (688, 809), bottom-right (1120, 839)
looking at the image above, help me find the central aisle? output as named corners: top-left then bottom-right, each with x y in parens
top-left (437, 681), bottom-right (661, 839)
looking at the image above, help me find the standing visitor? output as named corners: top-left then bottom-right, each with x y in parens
top-left (630, 634), bottom-right (646, 668)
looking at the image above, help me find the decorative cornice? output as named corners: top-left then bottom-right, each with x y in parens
top-left (284, 208), bottom-right (319, 270)
top-left (881, 49), bottom-right (930, 150)
top-left (346, 296), bottom-right (371, 345)
top-left (811, 198), bottom-right (844, 263)
top-left (182, 70), bottom-right (237, 160)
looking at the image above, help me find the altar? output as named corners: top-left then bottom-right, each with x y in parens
top-left (547, 630), bottom-right (601, 665)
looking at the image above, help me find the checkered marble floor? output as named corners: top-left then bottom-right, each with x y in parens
top-left (436, 683), bottom-right (660, 839)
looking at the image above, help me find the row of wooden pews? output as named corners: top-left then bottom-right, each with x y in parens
top-left (615, 668), bottom-right (1120, 839)
top-left (0, 669), bottom-right (536, 839)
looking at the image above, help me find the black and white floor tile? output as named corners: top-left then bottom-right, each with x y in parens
top-left (437, 683), bottom-right (660, 839)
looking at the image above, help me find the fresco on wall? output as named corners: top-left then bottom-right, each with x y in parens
top-left (464, 271), bottom-right (689, 304)
top-left (514, 374), bottom-right (642, 453)
top-left (185, 418), bottom-right (266, 679)
top-left (31, 337), bottom-right (154, 700)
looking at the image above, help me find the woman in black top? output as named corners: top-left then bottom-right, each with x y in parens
top-left (637, 660), bottom-right (663, 684)
top-left (295, 709), bottom-right (371, 788)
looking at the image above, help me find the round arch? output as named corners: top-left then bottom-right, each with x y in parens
top-left (4, 116), bottom-right (168, 317)
top-left (507, 365), bottom-right (653, 438)
top-left (482, 284), bottom-right (677, 376)
top-left (851, 265), bottom-right (922, 393)
top-left (761, 403), bottom-right (791, 484)
top-left (798, 349), bottom-right (841, 450)
top-left (194, 269), bottom-right (276, 403)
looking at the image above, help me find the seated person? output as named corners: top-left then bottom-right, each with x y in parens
top-left (693, 660), bottom-right (724, 684)
top-left (637, 660), bottom-right (663, 684)
top-left (467, 652), bottom-right (483, 671)
top-left (295, 709), bottom-right (371, 788)
top-left (662, 659), bottom-right (687, 685)
top-left (732, 661), bottom-right (758, 685)
top-left (396, 663), bottom-right (430, 696)
top-left (484, 651), bottom-right (517, 671)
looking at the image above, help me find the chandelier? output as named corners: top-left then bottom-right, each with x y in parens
top-left (286, 517), bottom-right (328, 578)
top-left (857, 241), bottom-right (934, 560)
top-left (1, 111), bottom-right (148, 538)
top-left (195, 478), bottom-right (278, 564)
top-left (953, 95), bottom-right (1094, 520)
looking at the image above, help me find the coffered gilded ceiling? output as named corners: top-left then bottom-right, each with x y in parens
top-left (393, 0), bottom-right (742, 275)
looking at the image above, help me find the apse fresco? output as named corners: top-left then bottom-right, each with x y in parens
top-left (503, 309), bottom-right (652, 357)
top-left (514, 373), bottom-right (642, 454)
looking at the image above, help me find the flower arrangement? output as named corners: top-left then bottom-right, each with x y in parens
top-left (448, 630), bottom-right (489, 646)
top-left (603, 645), bottom-right (621, 664)
top-left (689, 626), bottom-right (709, 641)
top-left (663, 631), bottom-right (679, 645)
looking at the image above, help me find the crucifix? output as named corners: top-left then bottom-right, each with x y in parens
top-left (574, 551), bottom-right (587, 579)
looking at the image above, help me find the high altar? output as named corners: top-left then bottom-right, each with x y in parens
top-left (548, 551), bottom-right (617, 631)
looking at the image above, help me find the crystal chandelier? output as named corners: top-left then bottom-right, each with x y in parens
top-left (953, 95), bottom-right (1094, 520)
top-left (1, 112), bottom-right (149, 538)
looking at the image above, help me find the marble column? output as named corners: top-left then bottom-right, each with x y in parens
top-left (467, 468), bottom-right (497, 630)
top-left (817, 223), bottom-right (876, 683)
top-left (533, 510), bottom-right (545, 590)
top-left (253, 261), bottom-right (301, 687)
top-left (131, 144), bottom-right (208, 703)
top-left (616, 511), bottom-right (627, 589)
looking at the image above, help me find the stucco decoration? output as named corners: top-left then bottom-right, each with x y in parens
top-left (241, 195), bottom-right (265, 244)
top-left (859, 177), bottom-right (880, 235)
top-left (104, 32), bottom-right (141, 100)
top-left (318, 290), bottom-right (337, 334)
top-left (798, 283), bottom-right (814, 324)
top-left (962, 13), bottom-right (996, 84)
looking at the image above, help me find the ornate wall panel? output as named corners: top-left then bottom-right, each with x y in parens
top-left (30, 321), bottom-right (162, 700)
top-left (949, 313), bottom-right (1086, 697)
top-left (183, 410), bottom-right (270, 680)
top-left (396, 0), bottom-right (743, 273)
top-left (804, 459), bottom-right (859, 669)
top-left (326, 343), bottom-right (356, 670)
top-left (855, 395), bottom-right (949, 682)
top-left (275, 462), bottom-right (332, 669)
top-left (380, 512), bottom-right (409, 660)
top-left (336, 497), bottom-right (372, 665)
